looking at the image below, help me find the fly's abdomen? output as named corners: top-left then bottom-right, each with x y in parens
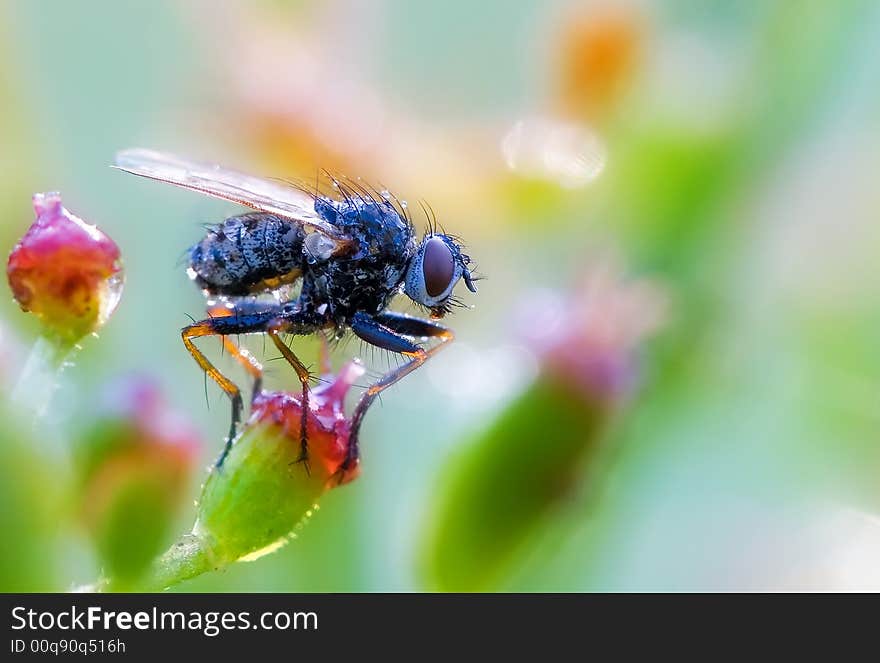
top-left (188, 213), bottom-right (306, 295)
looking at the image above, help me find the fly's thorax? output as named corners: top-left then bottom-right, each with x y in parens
top-left (298, 194), bottom-right (416, 318)
top-left (187, 213), bottom-right (306, 295)
top-left (315, 195), bottom-right (416, 262)
top-left (298, 246), bottom-right (412, 321)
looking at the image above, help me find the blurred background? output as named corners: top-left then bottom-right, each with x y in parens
top-left (1, 0), bottom-right (880, 591)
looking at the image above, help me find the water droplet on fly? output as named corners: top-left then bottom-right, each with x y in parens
top-left (304, 232), bottom-right (335, 262)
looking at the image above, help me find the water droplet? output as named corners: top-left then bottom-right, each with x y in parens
top-left (99, 270), bottom-right (125, 326)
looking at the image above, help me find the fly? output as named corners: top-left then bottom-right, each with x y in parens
top-left (112, 148), bottom-right (478, 478)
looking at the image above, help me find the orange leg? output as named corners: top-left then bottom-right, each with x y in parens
top-left (221, 336), bottom-right (264, 402)
top-left (183, 305), bottom-right (322, 468)
top-left (342, 312), bottom-right (454, 482)
top-left (182, 322), bottom-right (244, 467)
top-left (267, 327), bottom-right (313, 473)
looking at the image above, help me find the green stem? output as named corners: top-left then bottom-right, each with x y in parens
top-left (11, 334), bottom-right (76, 418)
top-left (136, 533), bottom-right (216, 592)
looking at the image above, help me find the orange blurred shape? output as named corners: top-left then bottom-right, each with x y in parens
top-left (248, 114), bottom-right (367, 182)
top-left (555, 6), bottom-right (645, 120)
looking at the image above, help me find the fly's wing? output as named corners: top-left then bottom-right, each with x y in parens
top-left (113, 148), bottom-right (354, 258)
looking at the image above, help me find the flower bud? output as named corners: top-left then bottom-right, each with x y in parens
top-left (75, 377), bottom-right (200, 586)
top-left (149, 362), bottom-right (364, 589)
top-left (7, 192), bottom-right (123, 345)
top-left (422, 260), bottom-right (668, 590)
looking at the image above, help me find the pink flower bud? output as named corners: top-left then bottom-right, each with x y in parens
top-left (137, 363), bottom-right (368, 589)
top-left (7, 192), bottom-right (123, 344)
top-left (191, 362), bottom-right (365, 573)
top-left (249, 360), bottom-right (365, 487)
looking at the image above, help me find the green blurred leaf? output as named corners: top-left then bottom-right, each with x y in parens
top-left (422, 377), bottom-right (608, 591)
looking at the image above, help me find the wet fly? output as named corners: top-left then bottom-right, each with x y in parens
top-left (112, 149), bottom-right (477, 477)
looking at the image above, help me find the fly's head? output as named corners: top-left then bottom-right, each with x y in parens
top-left (403, 234), bottom-right (477, 318)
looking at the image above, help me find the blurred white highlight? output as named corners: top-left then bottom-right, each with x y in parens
top-left (426, 342), bottom-right (538, 412)
top-left (501, 117), bottom-right (606, 188)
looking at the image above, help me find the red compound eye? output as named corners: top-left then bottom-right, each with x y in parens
top-left (422, 237), bottom-right (455, 298)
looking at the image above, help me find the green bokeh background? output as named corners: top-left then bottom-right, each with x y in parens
top-left (1, 0), bottom-right (879, 591)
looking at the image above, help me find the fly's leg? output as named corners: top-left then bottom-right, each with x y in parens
top-left (209, 304), bottom-right (265, 403)
top-left (182, 306), bottom-right (292, 468)
top-left (266, 327), bottom-right (313, 474)
top-left (221, 337), bottom-right (264, 404)
top-left (344, 311), bottom-right (454, 481)
top-left (182, 322), bottom-right (246, 468)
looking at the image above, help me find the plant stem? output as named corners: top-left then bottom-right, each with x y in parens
top-left (137, 533), bottom-right (216, 592)
top-left (12, 334), bottom-right (76, 418)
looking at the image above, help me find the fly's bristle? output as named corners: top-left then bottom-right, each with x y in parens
top-left (270, 175), bottom-right (321, 204)
top-left (417, 200), bottom-right (435, 236)
top-left (381, 186), bottom-right (412, 226)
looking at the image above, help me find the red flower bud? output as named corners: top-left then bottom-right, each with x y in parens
top-left (249, 360), bottom-right (364, 487)
top-left (7, 192), bottom-right (123, 344)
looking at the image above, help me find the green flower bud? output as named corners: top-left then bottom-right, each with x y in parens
top-left (75, 377), bottom-right (200, 587)
top-left (422, 260), bottom-right (667, 590)
top-left (147, 362), bottom-right (364, 590)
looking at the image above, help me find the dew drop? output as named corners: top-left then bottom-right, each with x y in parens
top-left (99, 270), bottom-right (125, 326)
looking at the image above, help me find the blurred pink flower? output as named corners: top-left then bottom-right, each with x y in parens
top-left (178, 2), bottom-right (506, 232)
top-left (518, 257), bottom-right (668, 402)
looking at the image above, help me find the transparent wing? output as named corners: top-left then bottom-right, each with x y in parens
top-left (113, 148), bottom-right (353, 252)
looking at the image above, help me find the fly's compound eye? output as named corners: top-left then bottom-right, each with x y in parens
top-left (404, 234), bottom-right (471, 311)
top-left (422, 236), bottom-right (455, 297)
